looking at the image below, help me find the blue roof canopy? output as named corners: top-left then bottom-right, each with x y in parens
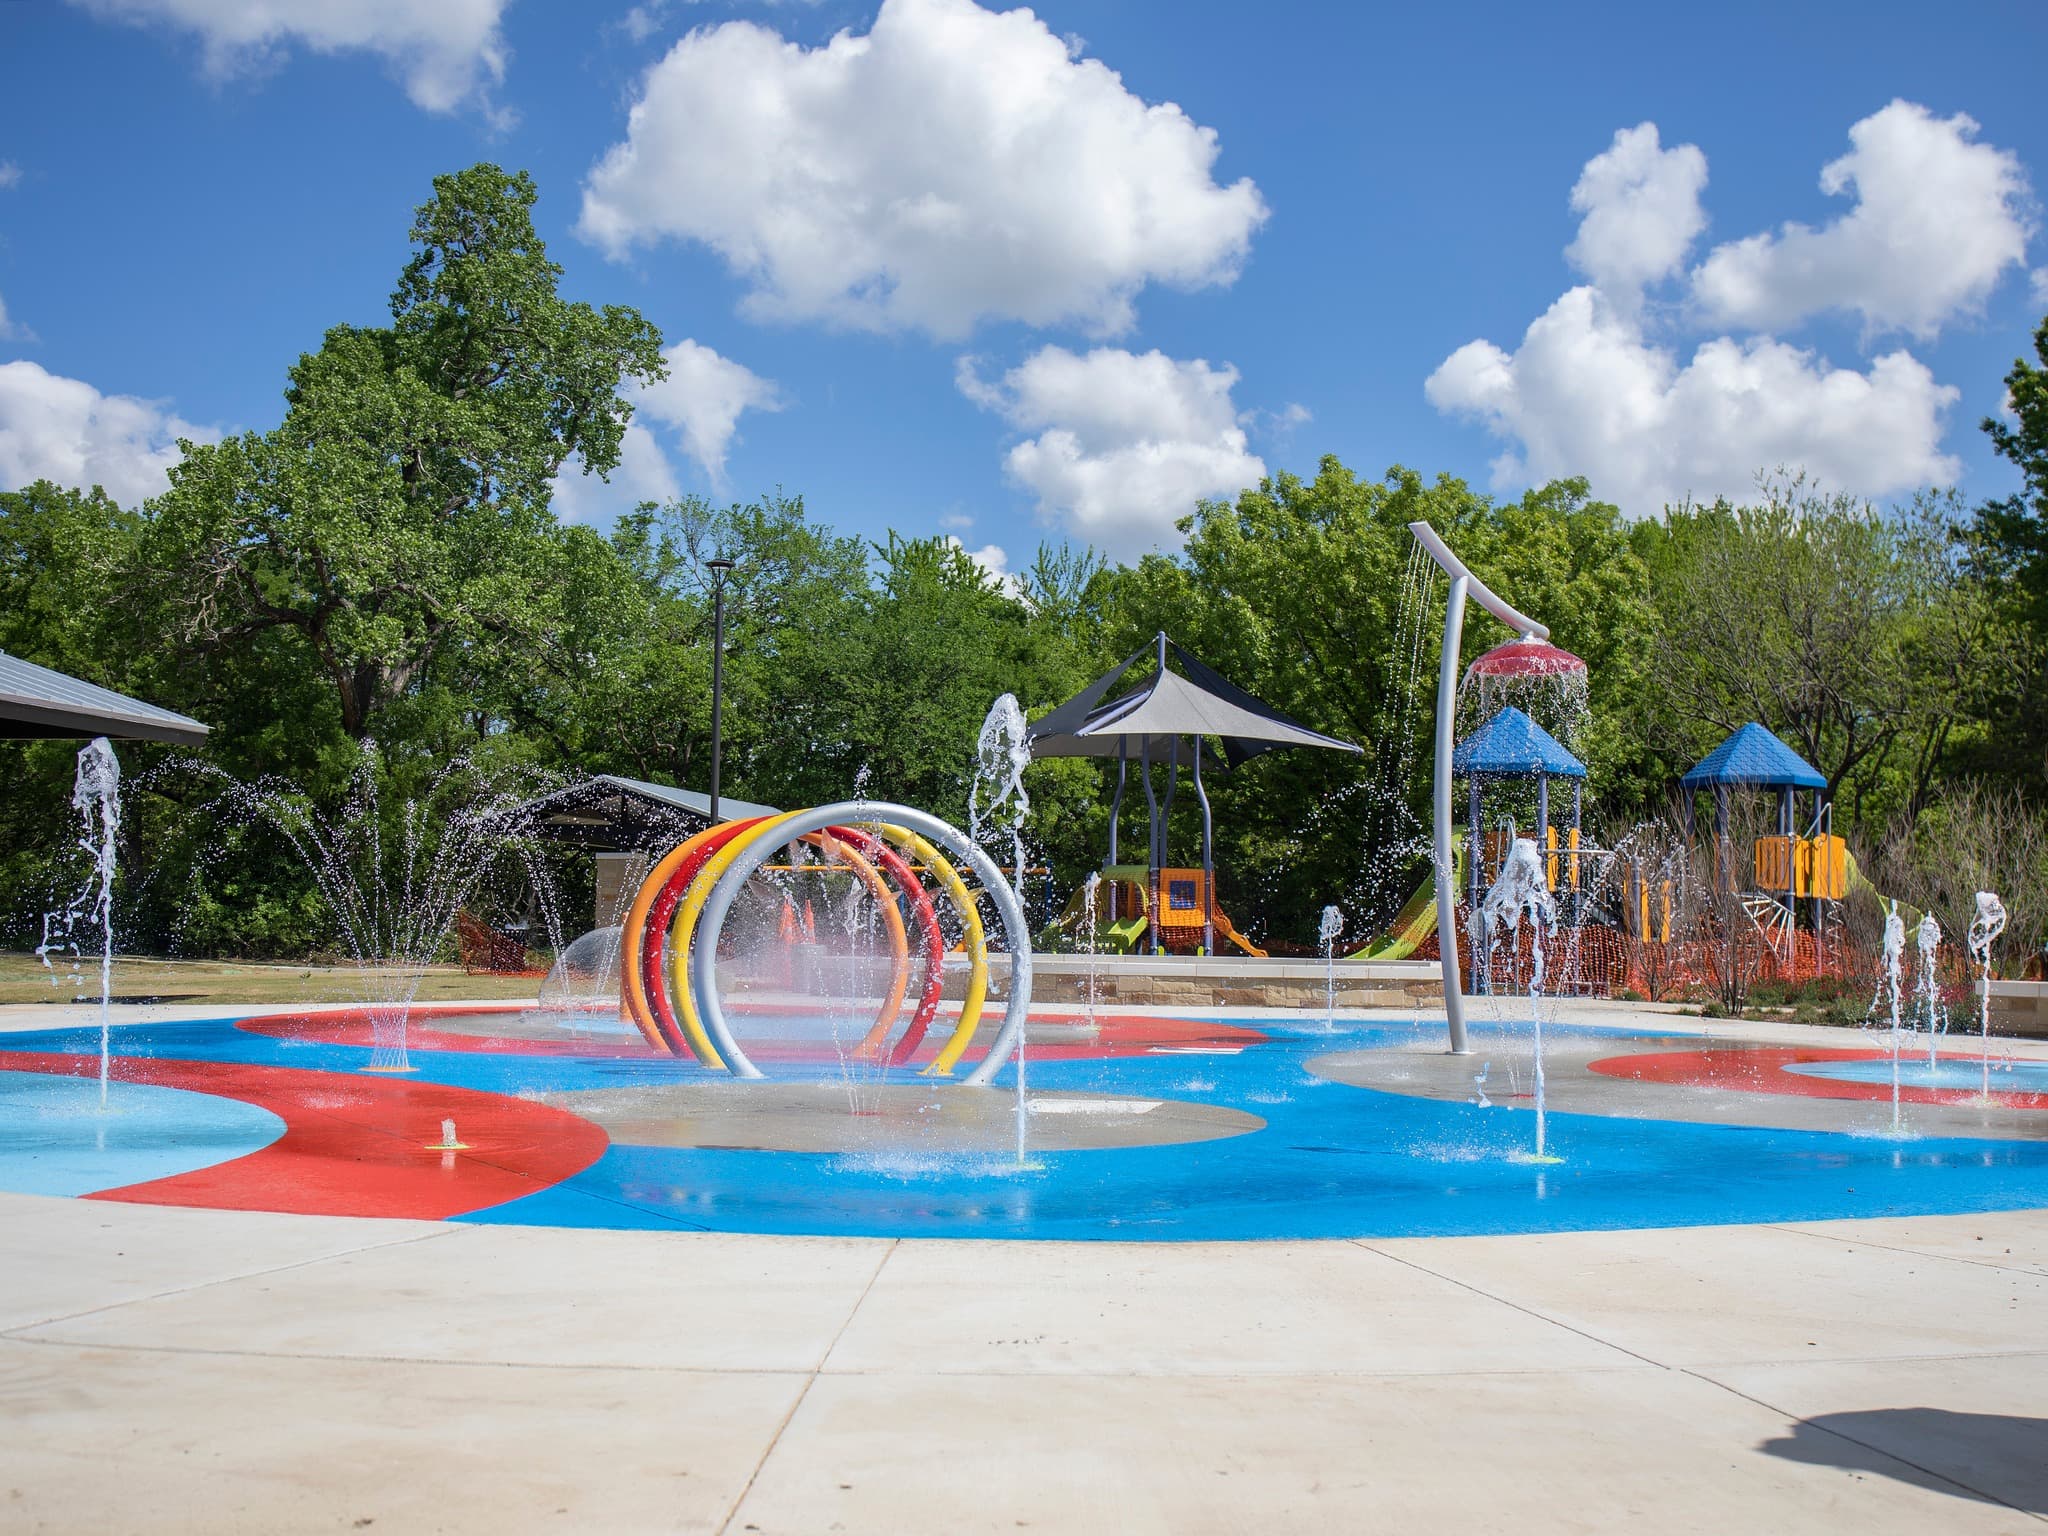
top-left (1453, 706), bottom-right (1586, 779)
top-left (1679, 723), bottom-right (1826, 791)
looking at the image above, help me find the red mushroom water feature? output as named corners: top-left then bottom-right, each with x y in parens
top-left (1464, 636), bottom-right (1587, 685)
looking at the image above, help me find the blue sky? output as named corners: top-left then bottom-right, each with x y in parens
top-left (3, 0), bottom-right (2045, 574)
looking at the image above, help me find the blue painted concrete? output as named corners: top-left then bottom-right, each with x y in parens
top-left (0, 1069), bottom-right (285, 1197)
top-left (1787, 1057), bottom-right (2048, 1094)
top-left (4, 1012), bottom-right (2047, 1239)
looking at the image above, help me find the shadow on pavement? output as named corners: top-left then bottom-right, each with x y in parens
top-left (1759, 1408), bottom-right (2048, 1514)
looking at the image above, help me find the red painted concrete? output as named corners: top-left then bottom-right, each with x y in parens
top-left (1589, 1045), bottom-right (2048, 1110)
top-left (0, 1052), bottom-right (610, 1218)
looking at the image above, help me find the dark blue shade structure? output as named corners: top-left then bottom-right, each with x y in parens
top-left (1455, 707), bottom-right (1586, 938)
top-left (1678, 723), bottom-right (1833, 945)
top-left (1679, 722), bottom-right (1827, 792)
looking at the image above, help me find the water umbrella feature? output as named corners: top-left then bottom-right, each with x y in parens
top-left (1406, 522), bottom-right (1579, 1053)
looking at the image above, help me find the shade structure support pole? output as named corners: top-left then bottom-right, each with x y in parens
top-left (1141, 738), bottom-right (1160, 954)
top-left (1193, 736), bottom-right (1214, 956)
top-left (1108, 743), bottom-right (1127, 923)
top-left (1434, 572), bottom-right (1472, 1054)
top-left (1161, 736), bottom-right (1180, 865)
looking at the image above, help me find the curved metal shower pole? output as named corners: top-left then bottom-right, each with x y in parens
top-left (1406, 521), bottom-right (1551, 1056)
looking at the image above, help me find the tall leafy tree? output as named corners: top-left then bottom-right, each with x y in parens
top-left (1976, 313), bottom-right (2048, 785)
top-left (150, 164), bottom-right (665, 748)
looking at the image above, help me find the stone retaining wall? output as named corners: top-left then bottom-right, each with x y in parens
top-left (1987, 980), bottom-right (2048, 1039)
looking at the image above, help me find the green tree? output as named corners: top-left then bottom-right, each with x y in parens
top-left (150, 164), bottom-right (665, 748)
top-left (1635, 477), bottom-right (2007, 831)
top-left (1975, 313), bottom-right (2048, 785)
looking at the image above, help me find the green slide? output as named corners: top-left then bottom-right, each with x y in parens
top-left (1353, 830), bottom-right (1467, 961)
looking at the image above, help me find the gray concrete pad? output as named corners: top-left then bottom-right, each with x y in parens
top-left (1368, 1222), bottom-right (2048, 1368)
top-left (0, 1336), bottom-right (803, 1535)
top-left (1773, 1210), bottom-right (2048, 1276)
top-left (727, 1367), bottom-right (2027, 1535)
top-left (1312, 1034), bottom-right (2048, 1139)
top-left (537, 1080), bottom-right (1261, 1154)
top-left (823, 1237), bottom-right (1632, 1378)
top-left (5, 1198), bottom-right (2048, 1532)
top-left (1699, 1352), bottom-right (2048, 1517)
top-left (22, 1224), bottom-right (895, 1373)
top-left (0, 1190), bottom-right (442, 1333)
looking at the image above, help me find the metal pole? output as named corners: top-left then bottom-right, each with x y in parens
top-left (706, 559), bottom-right (733, 822)
top-left (1108, 742), bottom-right (1126, 923)
top-left (1193, 736), bottom-right (1214, 956)
top-left (1434, 572), bottom-right (1472, 1053)
top-left (1140, 737), bottom-right (1159, 954)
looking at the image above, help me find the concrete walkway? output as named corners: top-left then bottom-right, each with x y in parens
top-left (1, 1193), bottom-right (2043, 1533)
top-left (2, 997), bottom-right (2046, 1532)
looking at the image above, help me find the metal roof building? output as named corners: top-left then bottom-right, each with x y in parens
top-left (0, 650), bottom-right (209, 745)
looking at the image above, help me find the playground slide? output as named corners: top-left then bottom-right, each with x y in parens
top-left (1353, 831), bottom-right (1467, 961)
top-left (1841, 845), bottom-right (1921, 929)
top-left (1210, 906), bottom-right (1268, 958)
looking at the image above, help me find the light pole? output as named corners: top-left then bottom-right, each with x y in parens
top-left (706, 557), bottom-right (735, 822)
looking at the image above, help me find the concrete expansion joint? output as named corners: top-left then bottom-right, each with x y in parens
top-left (715, 1238), bottom-right (900, 1536)
top-left (1762, 1221), bottom-right (2048, 1279)
top-left (1350, 1238), bottom-right (1674, 1373)
top-left (0, 1223), bottom-right (461, 1338)
top-left (0, 1332), bottom-right (815, 1378)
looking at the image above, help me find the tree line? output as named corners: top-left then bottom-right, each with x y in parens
top-left (4, 163), bottom-right (2046, 959)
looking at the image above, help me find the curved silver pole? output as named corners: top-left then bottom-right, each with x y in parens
top-left (1433, 574), bottom-right (1472, 1054)
top-left (1407, 521), bottom-right (1550, 642)
top-left (688, 801), bottom-right (1035, 1086)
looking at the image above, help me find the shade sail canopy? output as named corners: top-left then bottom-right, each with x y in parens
top-left (1679, 723), bottom-right (1826, 791)
top-left (1027, 636), bottom-right (1360, 764)
top-left (513, 774), bottom-right (780, 851)
top-left (1453, 706), bottom-right (1586, 779)
top-left (0, 650), bottom-right (210, 746)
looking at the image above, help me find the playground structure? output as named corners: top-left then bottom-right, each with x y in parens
top-left (1055, 864), bottom-right (1269, 957)
top-left (1028, 632), bottom-right (1359, 957)
top-left (615, 801), bottom-right (1033, 1087)
top-left (1679, 723), bottom-right (1848, 966)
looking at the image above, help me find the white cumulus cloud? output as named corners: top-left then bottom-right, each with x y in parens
top-left (578, 0), bottom-right (1267, 339)
top-left (1691, 100), bottom-right (2033, 339)
top-left (1425, 102), bottom-right (2025, 516)
top-left (70, 0), bottom-right (513, 116)
top-left (943, 534), bottom-right (1018, 595)
top-left (549, 420), bottom-right (681, 526)
top-left (636, 338), bottom-right (782, 488)
top-left (1427, 288), bottom-right (1958, 515)
top-left (0, 359), bottom-right (216, 505)
top-left (961, 345), bottom-right (1265, 560)
top-left (1565, 123), bottom-right (1707, 305)
top-left (549, 337), bottom-right (780, 521)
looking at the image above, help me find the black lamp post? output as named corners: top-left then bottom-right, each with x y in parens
top-left (706, 557), bottom-right (736, 821)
